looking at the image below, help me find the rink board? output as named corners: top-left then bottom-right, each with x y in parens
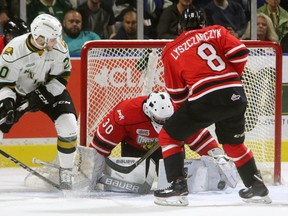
top-left (0, 144), bottom-right (57, 168)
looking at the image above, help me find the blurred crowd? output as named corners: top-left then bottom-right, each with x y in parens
top-left (1, 0), bottom-right (288, 55)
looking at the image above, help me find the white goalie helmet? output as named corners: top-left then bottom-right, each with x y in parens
top-left (143, 92), bottom-right (174, 133)
top-left (30, 14), bottom-right (62, 46)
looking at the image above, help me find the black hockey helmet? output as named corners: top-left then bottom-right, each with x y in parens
top-left (3, 18), bottom-right (29, 43)
top-left (179, 8), bottom-right (206, 31)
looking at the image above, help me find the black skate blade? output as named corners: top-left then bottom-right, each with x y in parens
top-left (242, 195), bottom-right (272, 204)
top-left (154, 196), bottom-right (189, 206)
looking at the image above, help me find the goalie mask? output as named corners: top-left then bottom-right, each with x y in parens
top-left (143, 92), bottom-right (174, 133)
top-left (30, 14), bottom-right (62, 48)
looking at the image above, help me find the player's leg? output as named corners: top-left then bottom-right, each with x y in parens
top-left (154, 102), bottom-right (201, 206)
top-left (215, 103), bottom-right (271, 203)
top-left (43, 90), bottom-right (77, 190)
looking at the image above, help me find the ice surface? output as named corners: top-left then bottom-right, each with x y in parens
top-left (0, 164), bottom-right (288, 216)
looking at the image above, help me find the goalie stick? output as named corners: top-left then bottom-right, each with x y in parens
top-left (105, 143), bottom-right (160, 174)
top-left (0, 149), bottom-right (61, 190)
top-left (32, 157), bottom-right (59, 169)
top-left (0, 101), bottom-right (29, 125)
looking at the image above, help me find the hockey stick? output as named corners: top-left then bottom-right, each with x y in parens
top-left (0, 149), bottom-right (61, 190)
top-left (32, 157), bottom-right (59, 169)
top-left (0, 101), bottom-right (29, 125)
top-left (105, 143), bottom-right (160, 174)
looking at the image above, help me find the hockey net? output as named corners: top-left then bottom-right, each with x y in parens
top-left (80, 40), bottom-right (282, 184)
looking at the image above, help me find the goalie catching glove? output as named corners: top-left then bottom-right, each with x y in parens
top-left (0, 98), bottom-right (15, 125)
top-left (26, 85), bottom-right (54, 112)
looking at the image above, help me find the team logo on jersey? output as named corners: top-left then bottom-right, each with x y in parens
top-left (61, 39), bottom-right (67, 49)
top-left (24, 69), bottom-right (35, 79)
top-left (116, 109), bottom-right (125, 120)
top-left (136, 129), bottom-right (149, 136)
top-left (231, 94), bottom-right (241, 101)
top-left (3, 47), bottom-right (13, 55)
top-left (136, 136), bottom-right (158, 150)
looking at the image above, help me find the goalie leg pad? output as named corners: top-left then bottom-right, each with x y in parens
top-left (100, 157), bottom-right (157, 194)
top-left (157, 158), bottom-right (238, 193)
top-left (77, 146), bottom-right (105, 190)
top-left (201, 155), bottom-right (239, 189)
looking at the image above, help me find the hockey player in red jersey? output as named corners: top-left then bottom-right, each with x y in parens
top-left (88, 92), bottom-right (238, 192)
top-left (154, 8), bottom-right (271, 206)
top-left (90, 92), bottom-right (224, 169)
top-left (0, 18), bottom-right (29, 53)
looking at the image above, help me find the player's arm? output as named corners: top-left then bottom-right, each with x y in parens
top-left (0, 55), bottom-right (20, 123)
top-left (89, 107), bottom-right (126, 157)
top-left (45, 40), bottom-right (72, 97)
top-left (162, 55), bottom-right (189, 109)
top-left (26, 41), bottom-right (71, 111)
top-left (221, 26), bottom-right (249, 75)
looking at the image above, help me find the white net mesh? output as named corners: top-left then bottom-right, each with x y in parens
top-left (81, 40), bottom-right (281, 183)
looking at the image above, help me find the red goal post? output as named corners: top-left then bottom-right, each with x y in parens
top-left (80, 40), bottom-right (282, 184)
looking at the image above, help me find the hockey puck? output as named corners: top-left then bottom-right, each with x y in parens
top-left (217, 181), bottom-right (226, 190)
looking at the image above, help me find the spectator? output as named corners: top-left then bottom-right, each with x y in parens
top-left (77, 0), bottom-right (116, 39)
top-left (204, 0), bottom-right (248, 39)
top-left (258, 0), bottom-right (266, 7)
top-left (157, 0), bottom-right (195, 39)
top-left (113, 0), bottom-right (137, 21)
top-left (143, 0), bottom-right (173, 38)
top-left (62, 9), bottom-right (100, 55)
top-left (280, 0), bottom-right (288, 11)
top-left (257, 0), bottom-right (288, 42)
top-left (26, 0), bottom-right (73, 26)
top-left (0, 18), bottom-right (29, 53)
top-left (112, 8), bottom-right (149, 39)
top-left (0, 0), bottom-right (7, 8)
top-left (232, 0), bottom-right (251, 21)
top-left (0, 8), bottom-right (9, 35)
top-left (242, 12), bottom-right (279, 42)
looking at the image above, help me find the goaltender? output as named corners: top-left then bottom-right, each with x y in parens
top-left (86, 92), bottom-right (238, 193)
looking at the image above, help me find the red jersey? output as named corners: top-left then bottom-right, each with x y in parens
top-left (90, 96), bottom-right (158, 156)
top-left (0, 36), bottom-right (6, 54)
top-left (162, 25), bottom-right (249, 106)
top-left (90, 96), bottom-right (219, 157)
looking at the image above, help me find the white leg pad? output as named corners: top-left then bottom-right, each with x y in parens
top-left (157, 157), bottom-right (238, 193)
top-left (98, 157), bottom-right (157, 193)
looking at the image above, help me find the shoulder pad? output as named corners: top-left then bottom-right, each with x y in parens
top-left (54, 39), bottom-right (69, 53)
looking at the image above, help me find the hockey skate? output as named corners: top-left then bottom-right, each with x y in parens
top-left (154, 176), bottom-right (189, 206)
top-left (239, 171), bottom-right (272, 204)
top-left (59, 167), bottom-right (73, 190)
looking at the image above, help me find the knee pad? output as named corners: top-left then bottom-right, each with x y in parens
top-left (55, 113), bottom-right (77, 139)
top-left (215, 127), bottom-right (245, 144)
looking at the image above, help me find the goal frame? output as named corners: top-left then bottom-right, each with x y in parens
top-left (80, 40), bottom-right (282, 184)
